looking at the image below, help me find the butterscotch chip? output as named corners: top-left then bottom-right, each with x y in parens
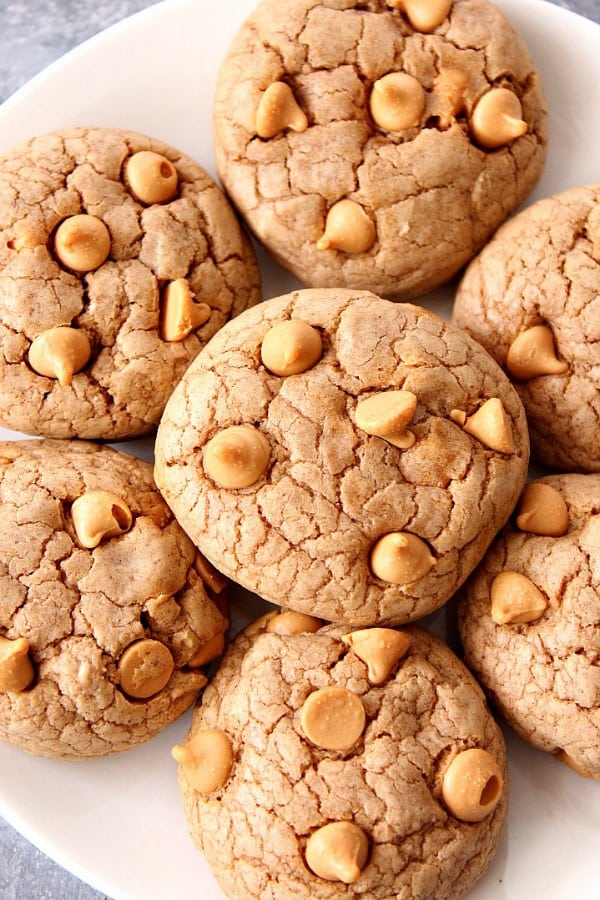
top-left (516, 482), bottom-right (569, 537)
top-left (53, 214), bottom-right (111, 272)
top-left (459, 473), bottom-right (600, 779)
top-left (0, 637), bottom-right (34, 693)
top-left (305, 821), bottom-right (369, 883)
top-left (125, 150), bottom-right (179, 205)
top-left (453, 184), bottom-right (600, 471)
top-left (28, 326), bottom-right (91, 386)
top-left (155, 289), bottom-right (529, 626)
top-left (71, 490), bottom-right (132, 548)
top-left (260, 320), bottom-right (322, 376)
top-left (300, 685), bottom-right (366, 750)
top-left (342, 627), bottom-right (411, 684)
top-left (203, 425), bottom-right (271, 489)
top-left (118, 638), bottom-right (174, 699)
top-left (460, 398), bottom-right (514, 454)
top-left (214, 0), bottom-right (546, 298)
top-left (441, 748), bottom-right (503, 822)
top-left (266, 611), bottom-right (324, 635)
top-left (256, 82), bottom-right (308, 138)
top-left (370, 532), bottom-right (435, 584)
top-left (0, 126), bottom-right (260, 440)
top-left (317, 199), bottom-right (376, 254)
top-left (0, 439), bottom-right (227, 759)
top-left (175, 620), bottom-right (508, 898)
top-left (490, 571), bottom-right (548, 625)
top-left (172, 728), bottom-right (234, 794)
top-left (505, 324), bottom-right (568, 381)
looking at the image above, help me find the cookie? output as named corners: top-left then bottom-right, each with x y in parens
top-left (0, 126), bottom-right (261, 440)
top-left (155, 288), bottom-right (529, 626)
top-left (172, 614), bottom-right (508, 899)
top-left (458, 474), bottom-right (600, 780)
top-left (0, 439), bottom-right (228, 760)
top-left (213, 0), bottom-right (547, 299)
top-left (452, 184), bottom-right (600, 472)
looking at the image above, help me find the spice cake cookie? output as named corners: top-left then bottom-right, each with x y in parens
top-left (155, 288), bottom-right (529, 626)
top-left (172, 613), bottom-right (508, 899)
top-left (452, 184), bottom-right (600, 472)
top-left (0, 126), bottom-right (261, 440)
top-left (0, 439), bottom-right (228, 760)
top-left (458, 474), bottom-right (600, 779)
top-left (213, 0), bottom-right (547, 299)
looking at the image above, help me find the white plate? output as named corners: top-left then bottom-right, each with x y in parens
top-left (0, 1), bottom-right (599, 898)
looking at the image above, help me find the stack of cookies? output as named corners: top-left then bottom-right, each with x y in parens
top-left (0, 0), bottom-right (598, 898)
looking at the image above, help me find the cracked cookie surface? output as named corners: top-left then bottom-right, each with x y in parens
top-left (0, 126), bottom-right (261, 440)
top-left (213, 0), bottom-right (547, 299)
top-left (458, 474), bottom-right (600, 779)
top-left (174, 616), bottom-right (508, 899)
top-left (0, 439), bottom-right (228, 759)
top-left (453, 183), bottom-right (600, 472)
top-left (155, 288), bottom-right (529, 626)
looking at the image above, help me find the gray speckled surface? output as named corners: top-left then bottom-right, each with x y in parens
top-left (0, 0), bottom-right (599, 897)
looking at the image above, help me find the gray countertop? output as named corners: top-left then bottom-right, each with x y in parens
top-left (0, 0), bottom-right (599, 898)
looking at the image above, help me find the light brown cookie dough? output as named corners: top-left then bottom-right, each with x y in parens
top-left (173, 616), bottom-right (508, 899)
top-left (458, 474), bottom-right (600, 779)
top-left (213, 0), bottom-right (547, 299)
top-left (452, 184), bottom-right (600, 472)
top-left (0, 439), bottom-right (228, 759)
top-left (0, 127), bottom-right (261, 440)
top-left (155, 288), bottom-right (529, 626)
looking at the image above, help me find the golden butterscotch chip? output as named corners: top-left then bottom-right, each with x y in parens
top-left (305, 821), bottom-right (369, 884)
top-left (505, 325), bottom-right (568, 380)
top-left (300, 685), bottom-right (365, 750)
top-left (172, 729), bottom-right (234, 794)
top-left (160, 279), bottom-right (211, 342)
top-left (387, 0), bottom-right (452, 32)
top-left (428, 68), bottom-right (468, 128)
top-left (194, 552), bottom-right (229, 595)
top-left (317, 200), bottom-right (376, 254)
top-left (125, 150), bottom-right (179, 204)
top-left (28, 326), bottom-right (91, 386)
top-left (54, 214), bottom-right (111, 272)
top-left (187, 633), bottom-right (226, 667)
top-left (354, 390), bottom-right (417, 449)
top-left (490, 571), bottom-right (548, 625)
top-left (118, 638), bottom-right (174, 699)
top-left (516, 482), bottom-right (569, 537)
top-left (554, 750), bottom-right (598, 780)
top-left (369, 73), bottom-right (425, 131)
top-left (260, 320), bottom-right (322, 376)
top-left (256, 82), bottom-right (308, 138)
top-left (203, 425), bottom-right (271, 489)
top-left (453, 398), bottom-right (514, 454)
top-left (471, 87), bottom-right (528, 149)
top-left (441, 748), bottom-right (503, 822)
top-left (370, 532), bottom-right (435, 585)
top-left (71, 490), bottom-right (133, 548)
top-left (0, 636), bottom-right (35, 693)
top-left (266, 611), bottom-right (323, 635)
top-left (342, 628), bottom-right (411, 684)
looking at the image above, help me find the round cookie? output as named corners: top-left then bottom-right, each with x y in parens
top-left (213, 0), bottom-right (547, 299)
top-left (453, 184), bottom-right (600, 472)
top-left (155, 288), bottom-right (529, 626)
top-left (458, 474), bottom-right (600, 779)
top-left (0, 439), bottom-right (228, 760)
top-left (172, 614), bottom-right (508, 899)
top-left (0, 126), bottom-right (261, 440)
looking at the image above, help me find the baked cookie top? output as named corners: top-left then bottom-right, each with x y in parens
top-left (0, 439), bottom-right (228, 760)
top-left (173, 615), bottom-right (508, 899)
top-left (458, 474), bottom-right (600, 780)
top-left (213, 0), bottom-right (547, 299)
top-left (155, 288), bottom-right (529, 626)
top-left (453, 183), bottom-right (600, 472)
top-left (0, 126), bottom-right (261, 440)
